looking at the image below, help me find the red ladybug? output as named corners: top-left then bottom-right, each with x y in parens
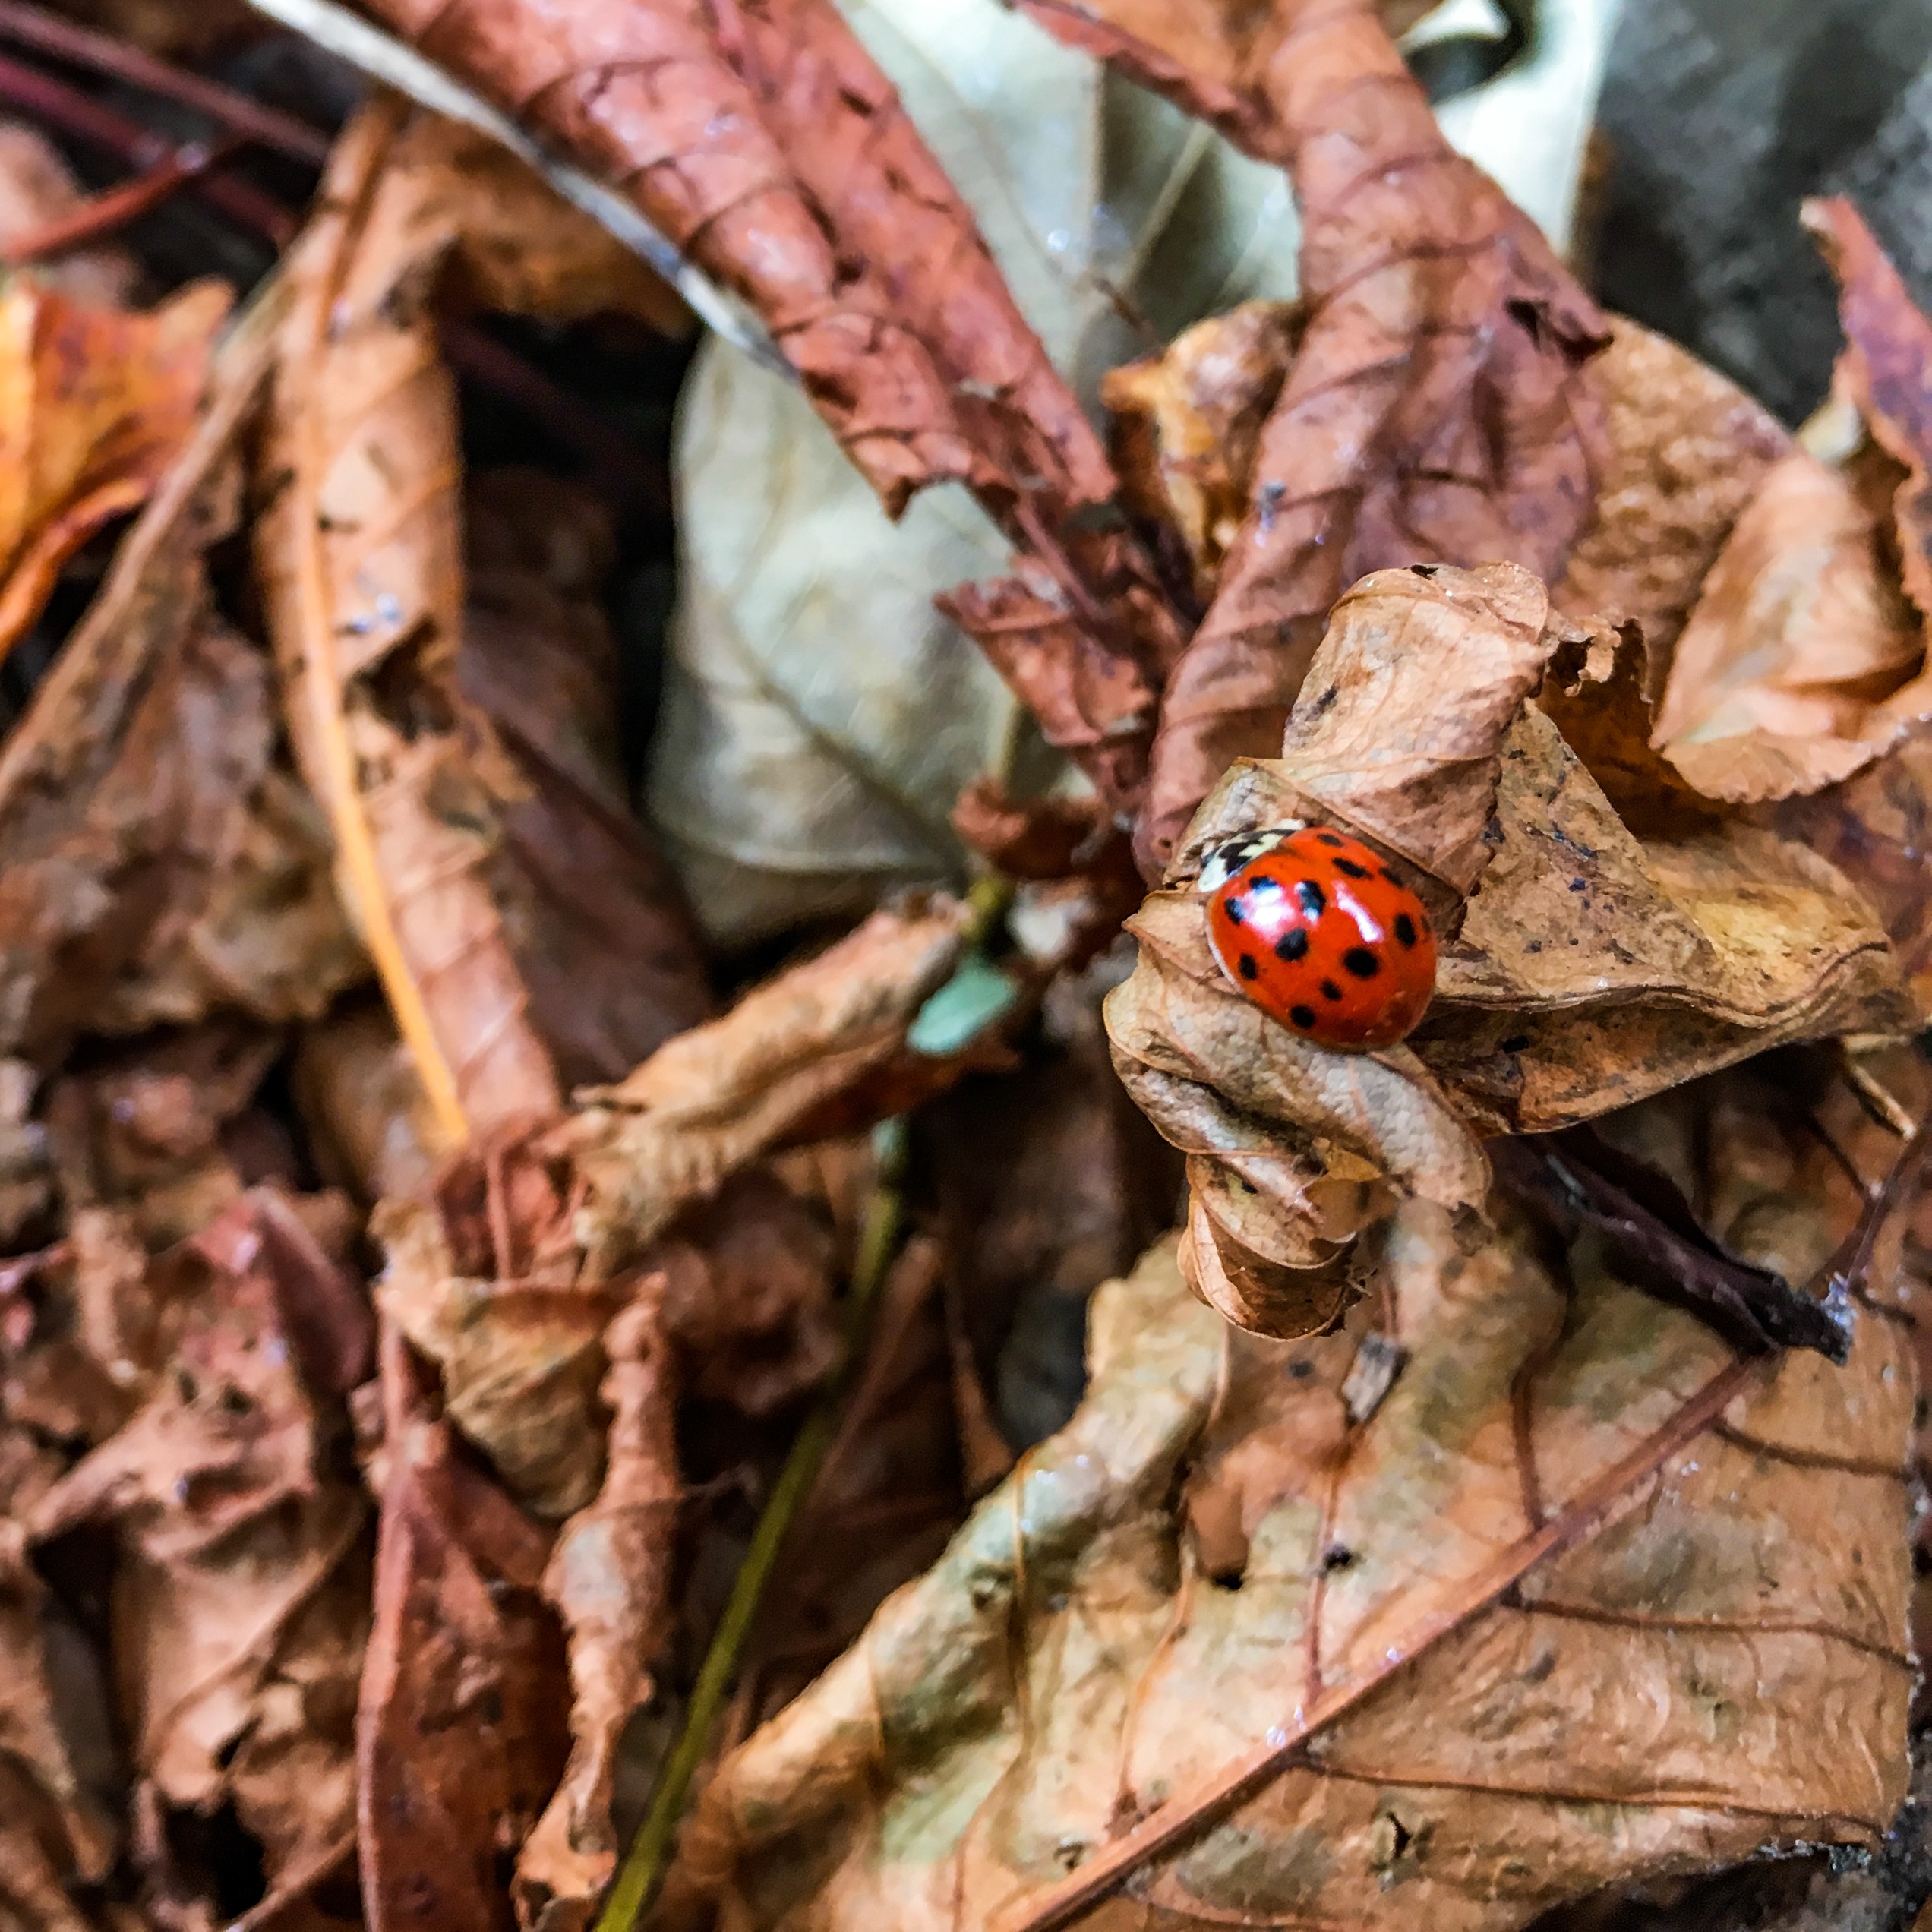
top-left (1200, 826), bottom-right (1436, 1050)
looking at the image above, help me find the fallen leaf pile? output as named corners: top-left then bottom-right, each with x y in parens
top-left (0, 2), bottom-right (1931, 1932)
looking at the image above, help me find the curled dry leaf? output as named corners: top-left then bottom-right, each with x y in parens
top-left (516, 1286), bottom-right (679, 1932)
top-left (21, 1189), bottom-right (374, 1927)
top-left (359, 0), bottom-right (1110, 522)
top-left (557, 900), bottom-right (970, 1276)
top-left (0, 285), bottom-right (363, 1072)
top-left (0, 273), bottom-right (228, 665)
top-left (257, 100), bottom-right (690, 1150)
top-left (1104, 299), bottom-right (1302, 602)
top-left (357, 1326), bottom-right (569, 1932)
top-left (1653, 201), bottom-right (1932, 803)
top-left (661, 1066), bottom-right (1917, 1932)
top-left (1020, 0), bottom-right (1611, 870)
top-left (1110, 564), bottom-right (1914, 1335)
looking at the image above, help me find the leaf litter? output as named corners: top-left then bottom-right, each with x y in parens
top-left (0, 3), bottom-right (1930, 1932)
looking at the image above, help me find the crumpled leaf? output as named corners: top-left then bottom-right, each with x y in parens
top-left (43, 1022), bottom-right (290, 1250)
top-left (1105, 300), bottom-right (1302, 601)
top-left (516, 1286), bottom-right (679, 1932)
top-left (1019, 0), bottom-right (1611, 872)
top-left (557, 900), bottom-right (970, 1276)
top-left (361, 0), bottom-right (1112, 524)
top-left (0, 273), bottom-right (227, 665)
top-left (645, 0), bottom-right (1304, 942)
top-left (356, 1324), bottom-right (569, 1932)
top-left (1109, 564), bottom-right (1914, 1334)
top-left (661, 1064), bottom-right (1918, 1932)
top-left (374, 1122), bottom-right (840, 1519)
top-left (1651, 201), bottom-right (1932, 803)
top-left (21, 1189), bottom-right (374, 1928)
top-left (0, 289), bottom-right (363, 1072)
top-left (257, 101), bottom-right (690, 1149)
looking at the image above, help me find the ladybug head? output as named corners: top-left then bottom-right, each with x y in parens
top-left (1194, 824), bottom-right (1305, 895)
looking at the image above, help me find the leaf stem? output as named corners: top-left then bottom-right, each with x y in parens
top-left (594, 1115), bottom-right (912, 1932)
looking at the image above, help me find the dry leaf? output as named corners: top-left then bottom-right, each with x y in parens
top-left (661, 1065), bottom-right (1918, 1932)
top-left (1018, 0), bottom-right (1611, 871)
top-left (360, 0), bottom-right (1111, 524)
top-left (516, 1288), bottom-right (679, 1932)
top-left (0, 274), bottom-right (227, 665)
top-left (1650, 202), bottom-right (1932, 803)
top-left (1104, 301), bottom-right (1302, 602)
top-left (557, 901), bottom-right (970, 1276)
top-left (257, 102), bottom-right (687, 1150)
top-left (21, 1190), bottom-right (374, 1927)
top-left (1806, 196), bottom-right (1932, 622)
top-left (1109, 565), bottom-right (1913, 1334)
top-left (0, 288), bottom-right (362, 1072)
top-left (356, 1325), bottom-right (569, 1932)
top-left (1551, 317), bottom-right (1795, 658)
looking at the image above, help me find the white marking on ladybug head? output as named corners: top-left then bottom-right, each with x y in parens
top-left (1195, 825), bottom-right (1302, 894)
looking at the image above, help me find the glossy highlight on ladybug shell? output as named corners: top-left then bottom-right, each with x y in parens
top-left (1201, 827), bottom-right (1436, 1050)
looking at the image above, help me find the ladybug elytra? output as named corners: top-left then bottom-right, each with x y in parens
top-left (1200, 826), bottom-right (1436, 1050)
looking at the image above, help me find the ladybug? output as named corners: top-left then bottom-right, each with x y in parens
top-left (1199, 826), bottom-right (1436, 1050)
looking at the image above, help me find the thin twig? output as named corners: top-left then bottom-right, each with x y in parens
top-left (0, 46), bottom-right (295, 243)
top-left (1839, 1043), bottom-right (1918, 1139)
top-left (0, 0), bottom-right (330, 163)
top-left (595, 1116), bottom-right (913, 1932)
top-left (238, 0), bottom-right (784, 368)
top-left (1, 134), bottom-right (239, 261)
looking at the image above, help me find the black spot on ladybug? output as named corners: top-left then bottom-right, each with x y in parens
top-left (1394, 913), bottom-right (1417, 948)
top-left (1380, 867), bottom-right (1399, 882)
top-left (1238, 954), bottom-right (1258, 980)
top-left (1316, 832), bottom-right (1343, 847)
top-left (1290, 1005), bottom-right (1317, 1029)
top-left (1223, 896), bottom-right (1245, 926)
top-left (1343, 947), bottom-right (1380, 979)
top-left (1276, 929), bottom-right (1309, 962)
top-left (1333, 857), bottom-right (1370, 879)
top-left (1296, 879), bottom-right (1326, 917)
top-left (1247, 873), bottom-right (1280, 895)
top-left (1321, 979), bottom-right (1343, 1002)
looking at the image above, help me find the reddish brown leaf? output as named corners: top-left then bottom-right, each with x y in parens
top-left (20, 1191), bottom-right (374, 1924)
top-left (1805, 196), bottom-right (1932, 621)
top-left (360, 0), bottom-right (1113, 528)
top-left (1022, 0), bottom-right (1610, 873)
top-left (516, 1287), bottom-right (680, 1931)
top-left (357, 1326), bottom-right (569, 1932)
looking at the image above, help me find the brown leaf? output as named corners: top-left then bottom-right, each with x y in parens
top-left (515, 1287), bottom-right (679, 1932)
top-left (0, 122), bottom-right (138, 308)
top-left (1805, 197), bottom-right (1932, 623)
top-left (1110, 566), bottom-right (1914, 1335)
top-left (257, 103), bottom-right (687, 1151)
top-left (662, 1065), bottom-right (1918, 1932)
top-left (1551, 319), bottom-right (1793, 661)
top-left (0, 292), bottom-right (362, 1073)
top-left (1653, 450), bottom-right (1921, 801)
top-left (459, 470), bottom-right (714, 1088)
top-left (1019, 0), bottom-right (1611, 871)
top-left (359, 0), bottom-right (1113, 526)
top-left (21, 1190), bottom-right (374, 1921)
top-left (1649, 204), bottom-right (1932, 804)
top-left (557, 900), bottom-right (969, 1277)
top-left (0, 274), bottom-right (227, 665)
top-left (1103, 299), bottom-right (1302, 603)
top-left (356, 1325), bottom-right (569, 1932)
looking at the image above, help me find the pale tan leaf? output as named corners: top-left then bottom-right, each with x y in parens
top-left (661, 1070), bottom-right (1916, 1932)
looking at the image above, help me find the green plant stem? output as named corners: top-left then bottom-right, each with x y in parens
top-left (595, 1116), bottom-right (911, 1932)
